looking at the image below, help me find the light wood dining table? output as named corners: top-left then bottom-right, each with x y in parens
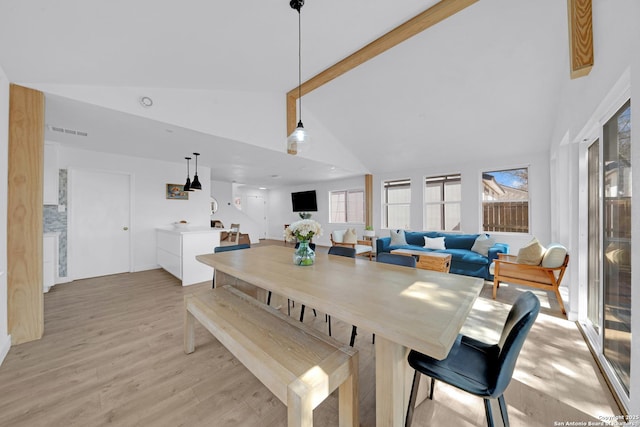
top-left (196, 245), bottom-right (484, 427)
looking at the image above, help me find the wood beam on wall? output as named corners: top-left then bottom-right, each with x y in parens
top-left (286, 0), bottom-right (478, 153)
top-left (8, 84), bottom-right (45, 345)
top-left (568, 0), bottom-right (594, 79)
top-left (365, 174), bottom-right (373, 228)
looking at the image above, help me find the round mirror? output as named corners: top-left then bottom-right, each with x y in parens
top-left (210, 198), bottom-right (218, 215)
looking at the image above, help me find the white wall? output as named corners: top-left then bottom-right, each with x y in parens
top-left (210, 180), bottom-right (263, 244)
top-left (548, 0), bottom-right (639, 412)
top-left (267, 176), bottom-right (367, 247)
top-left (58, 146), bottom-right (211, 272)
top-left (0, 65), bottom-right (10, 365)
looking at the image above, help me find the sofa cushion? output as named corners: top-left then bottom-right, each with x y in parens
top-left (516, 237), bottom-right (546, 265)
top-left (390, 229), bottom-right (408, 246)
top-left (444, 248), bottom-right (490, 265)
top-left (405, 231), bottom-right (439, 246)
top-left (343, 228), bottom-right (357, 244)
top-left (444, 234), bottom-right (479, 250)
top-left (354, 244), bottom-right (372, 255)
top-left (471, 234), bottom-right (495, 256)
top-left (541, 243), bottom-right (567, 268)
top-left (332, 229), bottom-right (346, 243)
top-left (424, 236), bottom-right (446, 250)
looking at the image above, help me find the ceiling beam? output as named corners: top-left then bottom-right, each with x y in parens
top-left (286, 0), bottom-right (478, 154)
top-left (567, 0), bottom-right (593, 79)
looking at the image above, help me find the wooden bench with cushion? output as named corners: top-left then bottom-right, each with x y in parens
top-left (184, 286), bottom-right (359, 427)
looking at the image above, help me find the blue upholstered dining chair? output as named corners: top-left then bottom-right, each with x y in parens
top-left (376, 252), bottom-right (417, 268)
top-left (405, 291), bottom-right (540, 427)
top-left (327, 245), bottom-right (356, 258)
top-left (299, 245), bottom-right (357, 337)
top-left (212, 244), bottom-right (250, 288)
top-left (213, 243), bottom-right (250, 253)
top-left (350, 252), bottom-right (418, 346)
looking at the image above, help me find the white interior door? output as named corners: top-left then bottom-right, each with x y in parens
top-left (69, 169), bottom-right (132, 280)
top-left (245, 195), bottom-right (267, 239)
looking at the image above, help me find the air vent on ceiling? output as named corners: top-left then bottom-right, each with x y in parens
top-left (47, 125), bottom-right (88, 137)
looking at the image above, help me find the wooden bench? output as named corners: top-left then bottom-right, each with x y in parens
top-left (184, 286), bottom-right (359, 427)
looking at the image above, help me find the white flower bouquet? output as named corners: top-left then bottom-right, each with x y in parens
top-left (284, 219), bottom-right (323, 242)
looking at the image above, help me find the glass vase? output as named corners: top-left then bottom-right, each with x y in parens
top-left (293, 240), bottom-right (315, 266)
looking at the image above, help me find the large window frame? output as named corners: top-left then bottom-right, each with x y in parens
top-left (383, 179), bottom-right (411, 229)
top-left (424, 173), bottom-right (461, 231)
top-left (481, 167), bottom-right (530, 234)
top-left (329, 189), bottom-right (364, 224)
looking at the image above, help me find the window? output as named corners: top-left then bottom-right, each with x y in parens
top-left (424, 174), bottom-right (461, 231)
top-left (329, 189), bottom-right (364, 223)
top-left (383, 179), bottom-right (410, 229)
top-left (482, 168), bottom-right (529, 233)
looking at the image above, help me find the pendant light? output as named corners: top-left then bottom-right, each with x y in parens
top-left (190, 152), bottom-right (202, 190)
top-left (183, 157), bottom-right (193, 192)
top-left (287, 0), bottom-right (310, 154)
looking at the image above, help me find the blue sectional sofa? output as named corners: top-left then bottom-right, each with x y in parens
top-left (376, 231), bottom-right (509, 280)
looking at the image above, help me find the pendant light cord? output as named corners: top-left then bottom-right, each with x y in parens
top-left (297, 7), bottom-right (302, 124)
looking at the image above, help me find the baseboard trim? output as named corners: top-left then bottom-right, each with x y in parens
top-left (0, 334), bottom-right (11, 367)
top-left (134, 264), bottom-right (160, 272)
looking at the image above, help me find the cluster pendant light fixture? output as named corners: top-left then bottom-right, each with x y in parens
top-left (287, 0), bottom-right (310, 154)
top-left (183, 153), bottom-right (202, 192)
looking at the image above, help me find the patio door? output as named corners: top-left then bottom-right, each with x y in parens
top-left (585, 100), bottom-right (632, 408)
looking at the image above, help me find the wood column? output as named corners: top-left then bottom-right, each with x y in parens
top-left (568, 0), bottom-right (593, 79)
top-left (365, 174), bottom-right (373, 228)
top-left (8, 84), bottom-right (44, 344)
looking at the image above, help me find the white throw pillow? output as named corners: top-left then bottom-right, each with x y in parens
top-left (541, 243), bottom-right (567, 268)
top-left (471, 234), bottom-right (495, 256)
top-left (389, 229), bottom-right (407, 246)
top-left (343, 228), bottom-right (357, 244)
top-left (332, 230), bottom-right (346, 243)
top-left (424, 236), bottom-right (446, 250)
top-left (516, 237), bottom-right (546, 265)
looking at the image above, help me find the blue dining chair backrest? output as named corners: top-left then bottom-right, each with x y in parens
top-left (328, 246), bottom-right (356, 258)
top-left (492, 290), bottom-right (540, 397)
top-left (214, 243), bottom-right (250, 253)
top-left (376, 253), bottom-right (416, 268)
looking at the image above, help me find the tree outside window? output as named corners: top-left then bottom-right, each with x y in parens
top-left (383, 179), bottom-right (410, 229)
top-left (330, 189), bottom-right (364, 223)
top-left (482, 168), bottom-right (529, 233)
top-left (425, 174), bottom-right (461, 231)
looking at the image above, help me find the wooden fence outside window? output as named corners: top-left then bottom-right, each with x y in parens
top-left (482, 201), bottom-right (529, 233)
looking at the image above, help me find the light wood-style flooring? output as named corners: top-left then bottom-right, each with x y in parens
top-left (0, 241), bottom-right (621, 426)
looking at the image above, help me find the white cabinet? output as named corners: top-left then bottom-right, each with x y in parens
top-left (43, 142), bottom-right (59, 205)
top-left (43, 232), bottom-right (59, 292)
top-left (156, 227), bottom-right (223, 286)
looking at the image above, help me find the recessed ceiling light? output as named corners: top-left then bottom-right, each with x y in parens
top-left (259, 187), bottom-right (267, 190)
top-left (139, 96), bottom-right (153, 108)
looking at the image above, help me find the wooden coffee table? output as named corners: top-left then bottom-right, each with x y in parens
top-left (390, 249), bottom-right (452, 273)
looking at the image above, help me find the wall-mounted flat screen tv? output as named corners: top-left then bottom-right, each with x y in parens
top-left (291, 190), bottom-right (318, 212)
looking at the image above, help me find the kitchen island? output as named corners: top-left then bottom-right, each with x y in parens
top-left (156, 226), bottom-right (224, 286)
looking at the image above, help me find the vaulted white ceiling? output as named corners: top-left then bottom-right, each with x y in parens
top-left (0, 0), bottom-right (568, 187)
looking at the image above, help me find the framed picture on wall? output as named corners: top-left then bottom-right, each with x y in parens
top-left (166, 184), bottom-right (188, 200)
